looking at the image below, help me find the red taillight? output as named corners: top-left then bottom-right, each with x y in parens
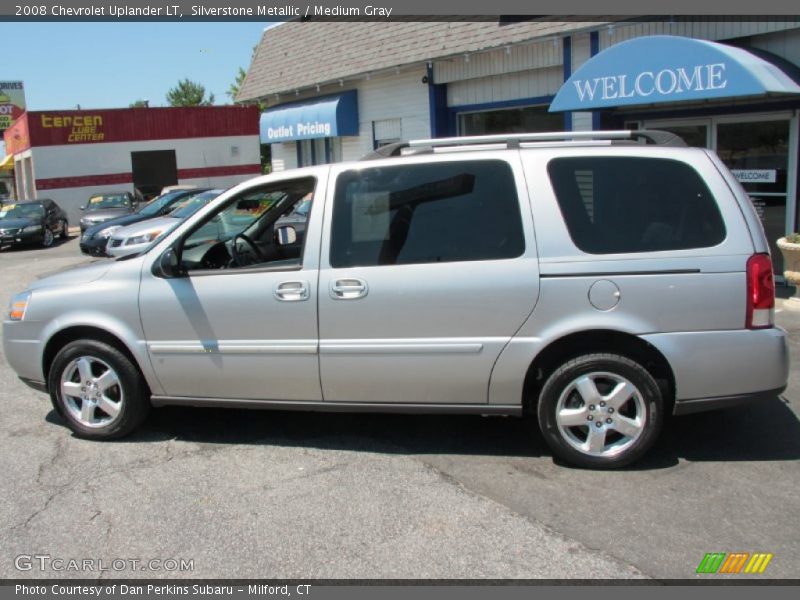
top-left (746, 253), bottom-right (775, 329)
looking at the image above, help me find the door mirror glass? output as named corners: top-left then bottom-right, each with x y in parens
top-left (276, 225), bottom-right (297, 246)
top-left (152, 247), bottom-right (183, 278)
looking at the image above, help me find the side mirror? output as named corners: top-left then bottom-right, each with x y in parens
top-left (276, 225), bottom-right (297, 246)
top-left (152, 247), bottom-right (183, 278)
top-left (79, 206), bottom-right (86, 211)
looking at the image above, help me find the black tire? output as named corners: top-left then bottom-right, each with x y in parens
top-left (47, 339), bottom-right (150, 439)
top-left (41, 227), bottom-right (54, 248)
top-left (60, 219), bottom-right (69, 239)
top-left (536, 353), bottom-right (663, 469)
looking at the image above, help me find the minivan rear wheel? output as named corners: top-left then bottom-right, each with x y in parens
top-left (48, 340), bottom-right (150, 439)
top-left (537, 353), bottom-right (663, 469)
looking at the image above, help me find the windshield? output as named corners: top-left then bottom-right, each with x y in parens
top-left (86, 194), bottom-right (130, 211)
top-left (0, 203), bottom-right (43, 220)
top-left (169, 190), bottom-right (221, 219)
top-left (137, 190), bottom-right (187, 217)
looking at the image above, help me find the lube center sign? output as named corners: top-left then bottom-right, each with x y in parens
top-left (549, 36), bottom-right (800, 112)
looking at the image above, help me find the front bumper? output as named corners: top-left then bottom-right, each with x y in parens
top-left (79, 235), bottom-right (109, 256)
top-left (0, 229), bottom-right (43, 246)
top-left (3, 320), bottom-right (44, 383)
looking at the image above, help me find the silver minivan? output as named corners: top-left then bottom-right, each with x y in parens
top-left (3, 131), bottom-right (789, 468)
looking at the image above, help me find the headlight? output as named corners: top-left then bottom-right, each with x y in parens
top-left (98, 225), bottom-right (121, 239)
top-left (22, 225), bottom-right (41, 233)
top-left (125, 230), bottom-right (162, 245)
top-left (8, 291), bottom-right (31, 321)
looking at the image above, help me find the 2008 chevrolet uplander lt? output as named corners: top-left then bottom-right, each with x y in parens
top-left (3, 131), bottom-right (789, 468)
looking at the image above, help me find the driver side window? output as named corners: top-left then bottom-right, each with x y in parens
top-left (180, 177), bottom-right (316, 272)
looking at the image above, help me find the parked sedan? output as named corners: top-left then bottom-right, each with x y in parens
top-left (79, 191), bottom-right (136, 233)
top-left (80, 188), bottom-right (209, 256)
top-left (0, 199), bottom-right (69, 249)
top-left (106, 189), bottom-right (223, 258)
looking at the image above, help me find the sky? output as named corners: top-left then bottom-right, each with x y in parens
top-left (1, 22), bottom-right (271, 110)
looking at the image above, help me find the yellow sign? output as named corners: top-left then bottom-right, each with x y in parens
top-left (41, 114), bottom-right (105, 143)
top-left (0, 81), bottom-right (25, 132)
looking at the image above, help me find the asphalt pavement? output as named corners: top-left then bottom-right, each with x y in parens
top-left (0, 237), bottom-right (797, 579)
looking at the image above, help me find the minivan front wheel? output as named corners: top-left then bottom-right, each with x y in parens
top-left (537, 353), bottom-right (663, 469)
top-left (48, 340), bottom-right (150, 439)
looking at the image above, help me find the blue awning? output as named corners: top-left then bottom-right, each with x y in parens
top-left (550, 35), bottom-right (800, 112)
top-left (260, 90), bottom-right (359, 143)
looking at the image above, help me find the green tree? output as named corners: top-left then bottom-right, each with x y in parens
top-left (227, 67), bottom-right (248, 102)
top-left (166, 79), bottom-right (215, 107)
top-left (129, 99), bottom-right (149, 108)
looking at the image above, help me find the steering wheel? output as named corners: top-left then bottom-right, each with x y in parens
top-left (230, 233), bottom-right (266, 267)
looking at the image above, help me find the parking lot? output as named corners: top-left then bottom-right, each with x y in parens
top-left (0, 237), bottom-right (798, 579)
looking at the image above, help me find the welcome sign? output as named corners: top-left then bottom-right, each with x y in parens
top-left (550, 36), bottom-right (800, 112)
top-left (571, 63), bottom-right (728, 104)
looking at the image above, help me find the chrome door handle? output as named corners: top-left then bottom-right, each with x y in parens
top-left (330, 278), bottom-right (368, 300)
top-left (273, 280), bottom-right (309, 302)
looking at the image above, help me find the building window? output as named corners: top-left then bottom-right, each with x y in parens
top-left (373, 118), bottom-right (402, 148)
top-left (458, 105), bottom-right (563, 136)
top-left (298, 138), bottom-right (342, 167)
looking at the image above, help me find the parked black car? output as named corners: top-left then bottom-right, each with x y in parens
top-left (79, 191), bottom-right (137, 233)
top-left (80, 188), bottom-right (209, 256)
top-left (0, 199), bottom-right (69, 249)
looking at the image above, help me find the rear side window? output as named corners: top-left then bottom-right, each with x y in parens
top-left (548, 157), bottom-right (726, 254)
top-left (330, 160), bottom-right (525, 268)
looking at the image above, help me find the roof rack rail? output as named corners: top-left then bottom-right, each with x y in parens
top-left (409, 129), bottom-right (686, 149)
top-left (359, 130), bottom-right (685, 160)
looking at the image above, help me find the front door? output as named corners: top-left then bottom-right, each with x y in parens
top-left (139, 174), bottom-right (323, 401)
top-left (317, 156), bottom-right (539, 405)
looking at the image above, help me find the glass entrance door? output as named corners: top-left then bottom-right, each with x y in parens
top-left (644, 114), bottom-right (797, 275)
top-left (716, 119), bottom-right (791, 274)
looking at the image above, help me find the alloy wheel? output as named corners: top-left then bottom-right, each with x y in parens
top-left (59, 356), bottom-right (124, 428)
top-left (554, 371), bottom-right (646, 458)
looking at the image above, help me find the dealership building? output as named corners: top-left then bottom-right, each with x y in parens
top-left (3, 105), bottom-right (261, 224)
top-left (238, 18), bottom-right (800, 272)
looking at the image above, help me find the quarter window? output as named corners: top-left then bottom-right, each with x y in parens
top-left (548, 157), bottom-right (726, 254)
top-left (330, 160), bottom-right (525, 268)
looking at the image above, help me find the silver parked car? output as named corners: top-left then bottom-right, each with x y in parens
top-left (105, 189), bottom-right (223, 258)
top-left (3, 131), bottom-right (789, 468)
